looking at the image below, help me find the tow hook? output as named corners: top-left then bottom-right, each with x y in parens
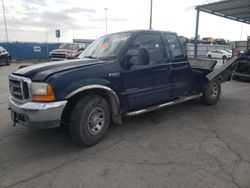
top-left (12, 113), bottom-right (18, 127)
top-left (9, 108), bottom-right (18, 127)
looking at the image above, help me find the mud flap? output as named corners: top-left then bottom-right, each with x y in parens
top-left (206, 56), bottom-right (238, 83)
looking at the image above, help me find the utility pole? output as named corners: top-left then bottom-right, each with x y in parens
top-left (2, 0), bottom-right (9, 43)
top-left (105, 8), bottom-right (108, 35)
top-left (46, 31), bottom-right (48, 60)
top-left (149, 0), bottom-right (153, 30)
top-left (240, 25), bottom-right (243, 40)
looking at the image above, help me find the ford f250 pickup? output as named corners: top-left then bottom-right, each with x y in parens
top-left (8, 30), bottom-right (237, 146)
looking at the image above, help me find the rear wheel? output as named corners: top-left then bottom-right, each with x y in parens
top-left (222, 55), bottom-right (227, 60)
top-left (200, 80), bottom-right (221, 105)
top-left (70, 95), bottom-right (110, 146)
top-left (208, 55), bottom-right (212, 59)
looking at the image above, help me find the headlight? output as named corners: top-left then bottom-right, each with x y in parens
top-left (31, 82), bottom-right (55, 101)
top-left (68, 53), bottom-right (75, 58)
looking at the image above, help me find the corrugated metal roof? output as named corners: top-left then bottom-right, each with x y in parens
top-left (196, 0), bottom-right (250, 24)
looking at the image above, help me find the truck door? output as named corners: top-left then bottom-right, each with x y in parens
top-left (120, 33), bottom-right (173, 111)
top-left (164, 34), bottom-right (191, 97)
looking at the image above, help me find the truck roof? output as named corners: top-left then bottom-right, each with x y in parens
top-left (109, 30), bottom-right (177, 36)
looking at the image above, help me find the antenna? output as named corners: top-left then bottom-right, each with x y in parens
top-left (240, 25), bottom-right (243, 40)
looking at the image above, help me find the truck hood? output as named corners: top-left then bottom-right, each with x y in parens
top-left (13, 59), bottom-right (105, 81)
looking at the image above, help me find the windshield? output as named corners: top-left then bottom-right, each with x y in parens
top-left (78, 33), bottom-right (132, 60)
top-left (59, 43), bottom-right (78, 50)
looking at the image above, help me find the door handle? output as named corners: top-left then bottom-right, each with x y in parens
top-left (109, 72), bottom-right (120, 77)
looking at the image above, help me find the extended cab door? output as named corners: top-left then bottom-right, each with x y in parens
top-left (164, 33), bottom-right (191, 97)
top-left (120, 33), bottom-right (173, 111)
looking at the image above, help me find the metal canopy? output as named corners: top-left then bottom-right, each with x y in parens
top-left (194, 0), bottom-right (250, 57)
top-left (196, 0), bottom-right (250, 24)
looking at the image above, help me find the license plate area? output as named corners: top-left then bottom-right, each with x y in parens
top-left (11, 110), bottom-right (26, 125)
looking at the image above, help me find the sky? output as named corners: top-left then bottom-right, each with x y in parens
top-left (0, 0), bottom-right (249, 43)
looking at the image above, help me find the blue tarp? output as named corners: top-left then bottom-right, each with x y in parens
top-left (0, 42), bottom-right (60, 61)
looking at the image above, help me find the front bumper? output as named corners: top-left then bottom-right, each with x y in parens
top-left (9, 97), bottom-right (67, 129)
top-left (50, 57), bottom-right (76, 61)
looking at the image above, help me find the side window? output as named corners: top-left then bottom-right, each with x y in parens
top-left (127, 34), bottom-right (165, 65)
top-left (164, 34), bottom-right (184, 59)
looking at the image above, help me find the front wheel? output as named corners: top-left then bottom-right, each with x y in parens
top-left (200, 80), bottom-right (221, 105)
top-left (70, 95), bottom-right (111, 146)
top-left (5, 57), bottom-right (11, 65)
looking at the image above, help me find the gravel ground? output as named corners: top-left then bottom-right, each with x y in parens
top-left (0, 63), bottom-right (250, 188)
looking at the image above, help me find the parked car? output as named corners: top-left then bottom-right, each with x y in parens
top-left (214, 38), bottom-right (227, 45)
top-left (225, 49), bottom-right (232, 54)
top-left (0, 46), bottom-right (11, 65)
top-left (49, 43), bottom-right (85, 61)
top-left (206, 50), bottom-right (232, 59)
top-left (189, 37), bottom-right (201, 44)
top-left (201, 37), bottom-right (214, 44)
top-left (233, 48), bottom-right (250, 81)
top-left (8, 30), bottom-right (237, 146)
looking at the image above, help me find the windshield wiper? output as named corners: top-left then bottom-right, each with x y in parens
top-left (84, 55), bottom-right (97, 59)
top-left (83, 55), bottom-right (116, 61)
top-left (98, 56), bottom-right (117, 60)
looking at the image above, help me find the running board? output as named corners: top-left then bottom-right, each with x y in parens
top-left (125, 93), bottom-right (202, 117)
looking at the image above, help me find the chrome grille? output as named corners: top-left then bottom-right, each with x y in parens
top-left (51, 53), bottom-right (67, 59)
top-left (9, 80), bottom-right (22, 100)
top-left (9, 75), bottom-right (32, 102)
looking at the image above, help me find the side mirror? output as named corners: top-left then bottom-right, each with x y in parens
top-left (137, 47), bottom-right (149, 65)
top-left (18, 65), bottom-right (29, 69)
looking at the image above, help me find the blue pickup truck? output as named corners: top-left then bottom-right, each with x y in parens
top-left (8, 30), bottom-right (237, 146)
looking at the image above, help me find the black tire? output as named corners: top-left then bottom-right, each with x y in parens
top-left (5, 57), bottom-right (10, 66)
top-left (222, 55), bottom-right (227, 60)
top-left (208, 55), bottom-right (212, 59)
top-left (70, 95), bottom-right (111, 146)
top-left (200, 80), bottom-right (221, 105)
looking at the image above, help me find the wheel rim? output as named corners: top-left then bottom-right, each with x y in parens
top-left (6, 58), bottom-right (10, 65)
top-left (87, 107), bottom-right (105, 136)
top-left (210, 83), bottom-right (218, 99)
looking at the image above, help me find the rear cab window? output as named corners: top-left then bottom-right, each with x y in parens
top-left (164, 34), bottom-right (185, 61)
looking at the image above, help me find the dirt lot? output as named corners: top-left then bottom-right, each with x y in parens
top-left (0, 63), bottom-right (250, 188)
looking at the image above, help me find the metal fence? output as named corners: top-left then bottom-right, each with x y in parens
top-left (231, 41), bottom-right (249, 56)
top-left (0, 42), bottom-right (60, 61)
top-left (186, 43), bottom-right (231, 57)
